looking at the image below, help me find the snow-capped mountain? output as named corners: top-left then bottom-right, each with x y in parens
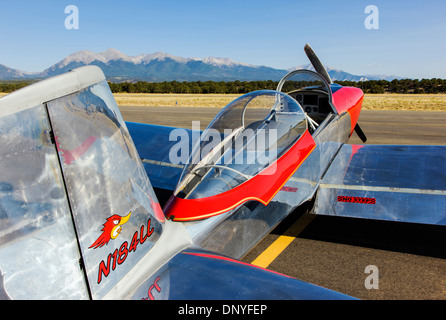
top-left (56, 49), bottom-right (192, 67)
top-left (56, 49), bottom-right (253, 68)
top-left (0, 49), bottom-right (401, 82)
top-left (288, 64), bottom-right (402, 82)
top-left (201, 56), bottom-right (253, 68)
top-left (34, 48), bottom-right (285, 82)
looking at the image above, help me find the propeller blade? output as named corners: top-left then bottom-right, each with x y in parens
top-left (304, 44), bottom-right (333, 84)
top-left (354, 124), bottom-right (367, 143)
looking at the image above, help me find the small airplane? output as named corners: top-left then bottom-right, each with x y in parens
top-left (0, 44), bottom-right (444, 300)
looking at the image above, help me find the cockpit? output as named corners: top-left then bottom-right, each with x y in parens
top-left (276, 69), bottom-right (336, 132)
top-left (172, 70), bottom-right (334, 204)
top-left (174, 90), bottom-right (307, 200)
top-left (164, 69), bottom-right (335, 221)
top-left (164, 90), bottom-right (316, 221)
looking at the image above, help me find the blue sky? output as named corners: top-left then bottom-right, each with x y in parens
top-left (0, 0), bottom-right (445, 78)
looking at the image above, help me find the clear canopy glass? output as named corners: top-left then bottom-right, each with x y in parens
top-left (174, 90), bottom-right (307, 200)
top-left (276, 69), bottom-right (331, 96)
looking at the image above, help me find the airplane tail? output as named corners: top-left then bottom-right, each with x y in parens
top-left (0, 66), bottom-right (174, 299)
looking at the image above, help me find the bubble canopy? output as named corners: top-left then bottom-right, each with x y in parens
top-left (165, 90), bottom-right (316, 221)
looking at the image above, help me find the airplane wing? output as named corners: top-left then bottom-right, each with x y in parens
top-left (131, 249), bottom-right (354, 300)
top-left (126, 122), bottom-right (201, 191)
top-left (313, 144), bottom-right (446, 226)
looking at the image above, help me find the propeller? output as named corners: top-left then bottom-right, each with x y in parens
top-left (304, 44), bottom-right (333, 84)
top-left (304, 44), bottom-right (367, 143)
top-left (354, 123), bottom-right (367, 143)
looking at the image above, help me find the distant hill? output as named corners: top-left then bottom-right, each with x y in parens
top-left (287, 64), bottom-right (402, 82)
top-left (0, 49), bottom-right (402, 82)
top-left (0, 64), bottom-right (37, 80)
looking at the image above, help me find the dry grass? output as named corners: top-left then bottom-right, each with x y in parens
top-left (1, 92), bottom-right (445, 111)
top-left (113, 93), bottom-right (446, 111)
top-left (362, 94), bottom-right (446, 111)
top-left (113, 93), bottom-right (241, 108)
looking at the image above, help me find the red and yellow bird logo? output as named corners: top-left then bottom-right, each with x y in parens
top-left (89, 212), bottom-right (132, 249)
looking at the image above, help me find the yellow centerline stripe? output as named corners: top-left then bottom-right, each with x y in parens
top-left (250, 213), bottom-right (315, 268)
top-left (250, 235), bottom-right (295, 268)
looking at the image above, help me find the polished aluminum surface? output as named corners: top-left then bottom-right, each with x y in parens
top-left (315, 144), bottom-right (446, 225)
top-left (0, 66), bottom-right (364, 299)
top-left (0, 105), bottom-right (89, 299)
top-left (46, 80), bottom-right (165, 299)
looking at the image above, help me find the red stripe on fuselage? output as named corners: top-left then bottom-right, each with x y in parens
top-left (164, 130), bottom-right (316, 221)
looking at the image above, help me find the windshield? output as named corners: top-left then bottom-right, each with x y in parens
top-left (277, 69), bottom-right (331, 94)
top-left (276, 70), bottom-right (335, 128)
top-left (174, 90), bottom-right (307, 200)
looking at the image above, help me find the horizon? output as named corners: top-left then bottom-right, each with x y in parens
top-left (1, 1), bottom-right (445, 79)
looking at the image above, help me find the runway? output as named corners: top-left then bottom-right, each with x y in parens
top-left (120, 105), bottom-right (446, 300)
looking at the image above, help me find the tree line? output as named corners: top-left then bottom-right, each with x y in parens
top-left (1, 78), bottom-right (446, 94)
top-left (0, 81), bottom-right (37, 93)
top-left (337, 79), bottom-right (446, 94)
top-left (108, 78), bottom-right (446, 94)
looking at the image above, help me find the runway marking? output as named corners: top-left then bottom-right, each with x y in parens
top-left (251, 213), bottom-right (315, 268)
top-left (250, 236), bottom-right (295, 268)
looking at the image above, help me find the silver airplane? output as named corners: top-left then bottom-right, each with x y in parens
top-left (0, 45), bottom-right (444, 299)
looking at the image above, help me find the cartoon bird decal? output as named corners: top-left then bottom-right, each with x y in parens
top-left (89, 212), bottom-right (132, 249)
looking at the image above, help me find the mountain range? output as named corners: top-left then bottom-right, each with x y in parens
top-left (0, 48), bottom-right (402, 83)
